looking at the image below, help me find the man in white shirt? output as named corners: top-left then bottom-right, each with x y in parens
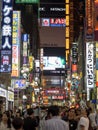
top-left (42, 105), bottom-right (69, 130)
top-left (89, 107), bottom-right (97, 130)
top-left (77, 109), bottom-right (89, 130)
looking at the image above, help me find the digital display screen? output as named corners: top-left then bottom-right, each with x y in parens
top-left (43, 56), bottom-right (65, 70)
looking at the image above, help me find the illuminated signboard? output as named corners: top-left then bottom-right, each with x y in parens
top-left (15, 0), bottom-right (39, 3)
top-left (41, 18), bottom-right (66, 27)
top-left (1, 0), bottom-right (13, 72)
top-left (86, 0), bottom-right (94, 40)
top-left (8, 91), bottom-right (14, 102)
top-left (14, 79), bottom-right (26, 89)
top-left (1, 50), bottom-right (12, 72)
top-left (0, 88), bottom-right (6, 98)
top-left (12, 45), bottom-right (19, 76)
top-left (96, 42), bottom-right (98, 88)
top-left (95, 1), bottom-right (98, 31)
top-left (22, 34), bottom-right (28, 65)
top-left (40, 48), bottom-right (44, 71)
top-left (43, 56), bottom-right (65, 70)
top-left (96, 42), bottom-right (98, 69)
top-left (42, 18), bottom-right (50, 26)
top-left (39, 4), bottom-right (65, 18)
top-left (50, 18), bottom-right (65, 27)
top-left (29, 56), bottom-right (33, 71)
top-left (1, 0), bottom-right (12, 49)
top-left (11, 11), bottom-right (21, 77)
top-left (52, 96), bottom-right (64, 100)
top-left (86, 42), bottom-right (94, 88)
top-left (65, 0), bottom-right (69, 63)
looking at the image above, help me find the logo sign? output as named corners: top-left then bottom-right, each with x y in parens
top-left (15, 0), bottom-right (39, 3)
top-left (86, 42), bottom-right (94, 88)
top-left (42, 18), bottom-right (50, 26)
top-left (1, 0), bottom-right (13, 72)
top-left (50, 18), bottom-right (66, 27)
top-left (41, 18), bottom-right (66, 27)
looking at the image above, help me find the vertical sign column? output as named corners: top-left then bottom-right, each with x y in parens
top-left (22, 34), bottom-right (28, 65)
top-left (65, 0), bottom-right (70, 65)
top-left (95, 0), bottom-right (98, 108)
top-left (0, 1), bottom-right (1, 72)
top-left (86, 42), bottom-right (94, 100)
top-left (1, 0), bottom-right (13, 72)
top-left (11, 11), bottom-right (21, 77)
top-left (94, 0), bottom-right (98, 41)
top-left (85, 0), bottom-right (95, 101)
top-left (96, 42), bottom-right (98, 108)
top-left (85, 0), bottom-right (94, 41)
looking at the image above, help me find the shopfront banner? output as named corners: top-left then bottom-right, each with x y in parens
top-left (0, 88), bottom-right (6, 98)
top-left (8, 91), bottom-right (14, 102)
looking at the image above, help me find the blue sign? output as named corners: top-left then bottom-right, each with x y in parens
top-left (22, 34), bottom-right (28, 42)
top-left (15, 80), bottom-right (26, 89)
top-left (2, 0), bottom-right (13, 50)
top-left (1, 0), bottom-right (13, 72)
top-left (91, 99), bottom-right (96, 104)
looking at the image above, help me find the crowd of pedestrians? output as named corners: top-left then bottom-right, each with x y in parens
top-left (0, 104), bottom-right (98, 130)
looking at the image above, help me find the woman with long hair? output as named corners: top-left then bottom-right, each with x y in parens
top-left (0, 111), bottom-right (13, 130)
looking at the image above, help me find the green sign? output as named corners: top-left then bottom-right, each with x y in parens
top-left (15, 0), bottom-right (39, 3)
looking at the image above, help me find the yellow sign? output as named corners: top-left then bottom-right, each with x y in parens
top-left (29, 56), bottom-right (33, 70)
top-left (8, 91), bottom-right (14, 102)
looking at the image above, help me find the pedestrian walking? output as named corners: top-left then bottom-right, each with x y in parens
top-left (42, 105), bottom-right (69, 130)
top-left (89, 107), bottom-right (97, 130)
top-left (68, 108), bottom-right (77, 130)
top-left (77, 108), bottom-right (89, 130)
top-left (12, 117), bottom-right (23, 130)
top-left (0, 111), bottom-right (13, 130)
top-left (23, 108), bottom-right (39, 130)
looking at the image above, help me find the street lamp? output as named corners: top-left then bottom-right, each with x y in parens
top-left (20, 65), bottom-right (30, 108)
top-left (21, 66), bottom-right (30, 80)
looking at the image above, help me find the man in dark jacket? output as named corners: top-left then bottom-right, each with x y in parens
top-left (23, 108), bottom-right (39, 130)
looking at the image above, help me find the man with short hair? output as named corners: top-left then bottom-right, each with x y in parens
top-left (12, 117), bottom-right (23, 130)
top-left (23, 108), bottom-right (39, 130)
top-left (42, 105), bottom-right (69, 130)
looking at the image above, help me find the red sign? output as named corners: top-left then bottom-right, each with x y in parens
top-left (52, 96), bottom-right (64, 100)
top-left (50, 18), bottom-right (65, 24)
